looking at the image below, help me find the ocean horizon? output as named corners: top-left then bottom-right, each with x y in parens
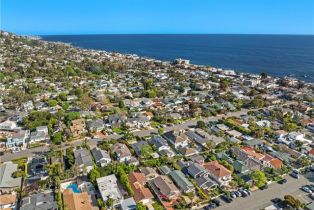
top-left (42, 34), bottom-right (314, 82)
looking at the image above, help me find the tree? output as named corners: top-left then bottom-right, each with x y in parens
top-left (81, 94), bottom-right (94, 110)
top-left (158, 128), bottom-right (165, 135)
top-left (59, 92), bottom-right (67, 101)
top-left (88, 167), bottom-right (101, 185)
top-left (260, 72), bottom-right (267, 79)
top-left (0, 72), bottom-right (4, 81)
top-left (106, 198), bottom-right (114, 208)
top-left (118, 100), bottom-right (124, 108)
top-left (196, 120), bottom-right (206, 129)
top-left (136, 202), bottom-right (146, 210)
top-left (219, 79), bottom-right (229, 91)
top-left (140, 144), bottom-right (153, 158)
top-left (52, 132), bottom-right (63, 145)
top-left (283, 195), bottom-right (303, 209)
top-left (147, 89), bottom-right (157, 98)
top-left (65, 148), bottom-right (75, 169)
top-left (251, 170), bottom-right (267, 188)
top-left (48, 99), bottom-right (58, 107)
top-left (251, 96), bottom-right (265, 108)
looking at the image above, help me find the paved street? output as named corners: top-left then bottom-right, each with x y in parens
top-left (217, 174), bottom-right (313, 210)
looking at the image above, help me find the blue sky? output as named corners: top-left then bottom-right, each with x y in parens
top-left (1, 0), bottom-right (314, 35)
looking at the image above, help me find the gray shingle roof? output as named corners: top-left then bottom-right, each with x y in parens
top-left (0, 162), bottom-right (22, 189)
top-left (169, 170), bottom-right (194, 192)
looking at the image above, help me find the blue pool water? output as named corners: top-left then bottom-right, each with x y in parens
top-left (66, 183), bottom-right (81, 193)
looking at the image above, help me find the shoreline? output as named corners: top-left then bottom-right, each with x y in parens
top-left (23, 32), bottom-right (314, 85)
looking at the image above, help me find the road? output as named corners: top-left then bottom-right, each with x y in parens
top-left (217, 174), bottom-right (313, 210)
top-left (0, 108), bottom-right (261, 162)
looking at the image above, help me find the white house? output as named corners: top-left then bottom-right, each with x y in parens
top-left (97, 175), bottom-right (123, 207)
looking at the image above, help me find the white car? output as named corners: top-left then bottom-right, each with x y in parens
top-left (301, 186), bottom-right (312, 193)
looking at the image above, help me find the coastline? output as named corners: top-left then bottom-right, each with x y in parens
top-left (39, 34), bottom-right (314, 85)
top-left (40, 34), bottom-right (314, 83)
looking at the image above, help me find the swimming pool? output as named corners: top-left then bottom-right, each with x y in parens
top-left (66, 183), bottom-right (81, 193)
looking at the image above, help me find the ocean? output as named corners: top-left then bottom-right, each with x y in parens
top-left (41, 34), bottom-right (314, 82)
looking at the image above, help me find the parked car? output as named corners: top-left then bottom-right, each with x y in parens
top-left (307, 185), bottom-right (314, 192)
top-left (230, 192), bottom-right (237, 198)
top-left (278, 179), bottom-right (287, 184)
top-left (271, 198), bottom-right (282, 204)
top-left (260, 185), bottom-right (268, 190)
top-left (244, 189), bottom-right (251, 195)
top-left (240, 190), bottom-right (248, 197)
top-left (309, 193), bottom-right (314, 200)
top-left (212, 199), bottom-right (220, 206)
top-left (290, 172), bottom-right (299, 179)
top-left (301, 186), bottom-right (312, 193)
top-left (205, 203), bottom-right (217, 209)
top-left (234, 191), bottom-right (241, 197)
top-left (221, 194), bottom-right (233, 203)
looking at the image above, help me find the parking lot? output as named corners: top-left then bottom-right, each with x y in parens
top-left (215, 173), bottom-right (313, 210)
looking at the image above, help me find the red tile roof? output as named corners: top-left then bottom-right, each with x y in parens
top-left (204, 160), bottom-right (231, 178)
top-left (269, 158), bottom-right (283, 169)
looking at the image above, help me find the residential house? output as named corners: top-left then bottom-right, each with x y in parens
top-left (194, 176), bottom-right (217, 191)
top-left (97, 175), bottom-right (123, 207)
top-left (233, 160), bottom-right (250, 174)
top-left (163, 130), bottom-right (189, 149)
top-left (308, 149), bottom-right (314, 160)
top-left (150, 136), bottom-right (174, 157)
top-left (186, 163), bottom-right (209, 178)
top-left (0, 120), bottom-right (18, 131)
top-left (185, 129), bottom-right (211, 147)
top-left (91, 147), bottom-right (111, 167)
top-left (189, 155), bottom-right (205, 166)
top-left (0, 161), bottom-right (22, 193)
top-left (107, 114), bottom-right (127, 128)
top-left (63, 189), bottom-right (95, 210)
top-left (20, 191), bottom-right (58, 210)
top-left (0, 194), bottom-right (17, 210)
top-left (128, 172), bottom-right (154, 204)
top-left (149, 175), bottom-right (181, 201)
top-left (29, 126), bottom-right (50, 144)
top-left (150, 136), bottom-right (168, 151)
top-left (139, 167), bottom-right (159, 180)
top-left (74, 149), bottom-right (94, 173)
top-left (203, 161), bottom-right (232, 186)
top-left (69, 119), bottom-right (86, 138)
top-left (111, 143), bottom-right (132, 163)
top-left (86, 119), bottom-right (104, 133)
top-left (120, 197), bottom-right (136, 210)
top-left (23, 101), bottom-right (34, 112)
top-left (177, 146), bottom-right (199, 156)
top-left (169, 170), bottom-right (195, 193)
top-left (126, 116), bottom-right (150, 129)
top-left (226, 130), bottom-right (242, 138)
top-left (131, 141), bottom-right (151, 157)
top-left (28, 156), bottom-right (48, 180)
top-left (6, 130), bottom-right (30, 149)
top-left (159, 166), bottom-right (172, 175)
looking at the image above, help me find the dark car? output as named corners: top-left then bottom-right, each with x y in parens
top-left (278, 179), bottom-right (287, 184)
top-left (260, 185), bottom-right (268, 190)
top-left (204, 203), bottom-right (217, 209)
top-left (212, 199), bottom-right (221, 206)
top-left (271, 198), bottom-right (282, 204)
top-left (221, 194), bottom-right (233, 203)
top-left (240, 190), bottom-right (248, 197)
top-left (290, 172), bottom-right (299, 179)
top-left (234, 191), bottom-right (241, 197)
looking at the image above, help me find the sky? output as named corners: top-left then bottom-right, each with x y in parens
top-left (1, 0), bottom-right (314, 35)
